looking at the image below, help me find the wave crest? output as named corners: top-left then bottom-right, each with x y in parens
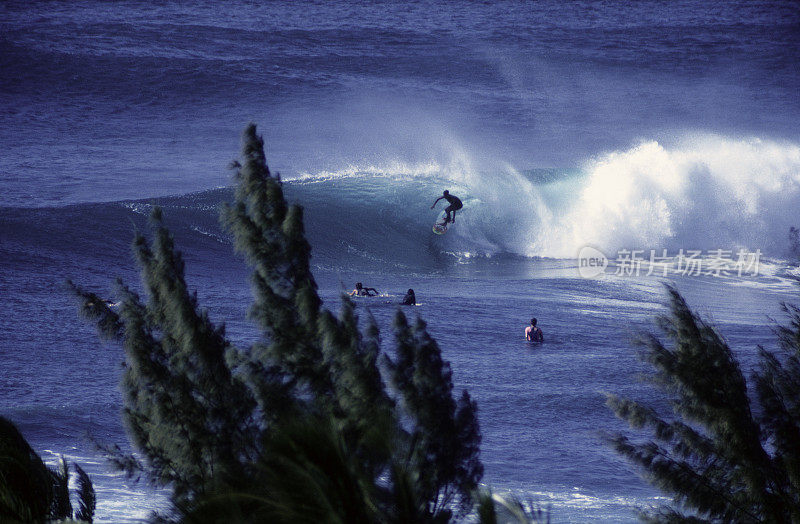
top-left (534, 136), bottom-right (800, 258)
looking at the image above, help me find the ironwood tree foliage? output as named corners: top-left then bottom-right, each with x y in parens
top-left (71, 207), bottom-right (259, 504)
top-left (72, 124), bottom-right (482, 522)
top-left (387, 311), bottom-right (483, 517)
top-left (607, 285), bottom-right (800, 523)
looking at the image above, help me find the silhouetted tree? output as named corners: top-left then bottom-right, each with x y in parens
top-left (387, 311), bottom-right (483, 518)
top-left (0, 416), bottom-right (95, 523)
top-left (607, 285), bottom-right (800, 522)
top-left (221, 124), bottom-right (326, 398)
top-left (178, 411), bottom-right (388, 524)
top-left (71, 209), bottom-right (260, 506)
top-left (73, 124), bottom-right (482, 522)
top-left (74, 463), bottom-right (96, 523)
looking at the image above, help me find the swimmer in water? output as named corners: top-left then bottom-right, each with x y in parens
top-left (525, 317), bottom-right (544, 342)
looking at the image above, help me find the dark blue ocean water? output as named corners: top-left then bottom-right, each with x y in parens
top-left (2, 1), bottom-right (800, 521)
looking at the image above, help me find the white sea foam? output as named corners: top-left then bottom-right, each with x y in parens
top-left (535, 135), bottom-right (800, 258)
top-left (411, 134), bottom-right (800, 260)
top-left (478, 484), bottom-right (670, 523)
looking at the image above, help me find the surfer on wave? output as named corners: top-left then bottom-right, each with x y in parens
top-left (431, 190), bottom-right (463, 225)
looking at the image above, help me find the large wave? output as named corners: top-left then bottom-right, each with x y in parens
top-left (3, 134), bottom-right (797, 277)
top-left (288, 134), bottom-right (800, 262)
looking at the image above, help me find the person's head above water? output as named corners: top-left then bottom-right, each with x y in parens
top-left (355, 283), bottom-right (363, 289)
top-left (407, 288), bottom-right (415, 295)
top-left (530, 318), bottom-right (537, 326)
top-left (443, 190), bottom-right (449, 196)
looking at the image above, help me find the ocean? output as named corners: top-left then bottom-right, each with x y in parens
top-left (1, 1), bottom-right (799, 521)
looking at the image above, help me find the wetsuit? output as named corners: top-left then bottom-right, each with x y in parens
top-left (434, 194), bottom-right (463, 224)
top-left (525, 326), bottom-right (543, 342)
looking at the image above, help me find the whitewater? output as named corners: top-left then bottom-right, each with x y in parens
top-left (283, 135), bottom-right (800, 261)
top-left (2, 0), bottom-right (799, 521)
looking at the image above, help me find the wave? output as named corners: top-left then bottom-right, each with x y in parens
top-left (290, 133), bottom-right (800, 263)
top-left (537, 135), bottom-right (800, 258)
top-left (2, 134), bottom-right (798, 276)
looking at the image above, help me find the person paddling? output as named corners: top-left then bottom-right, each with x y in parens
top-left (349, 282), bottom-right (379, 297)
top-left (431, 190), bottom-right (463, 225)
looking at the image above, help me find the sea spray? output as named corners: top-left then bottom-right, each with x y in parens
top-left (539, 135), bottom-right (800, 258)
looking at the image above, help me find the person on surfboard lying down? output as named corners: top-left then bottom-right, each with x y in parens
top-left (349, 282), bottom-right (379, 297)
top-left (431, 190), bottom-right (463, 225)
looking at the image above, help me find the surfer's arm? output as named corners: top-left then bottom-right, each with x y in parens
top-left (431, 196), bottom-right (443, 209)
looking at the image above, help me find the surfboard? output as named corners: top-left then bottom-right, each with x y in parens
top-left (432, 210), bottom-right (449, 235)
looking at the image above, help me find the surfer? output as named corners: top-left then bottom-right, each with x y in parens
top-left (349, 282), bottom-right (379, 297)
top-left (401, 288), bottom-right (416, 305)
top-left (431, 190), bottom-right (463, 225)
top-left (525, 318), bottom-right (544, 342)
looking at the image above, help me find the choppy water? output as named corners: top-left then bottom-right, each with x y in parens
top-left (2, 0), bottom-right (799, 521)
